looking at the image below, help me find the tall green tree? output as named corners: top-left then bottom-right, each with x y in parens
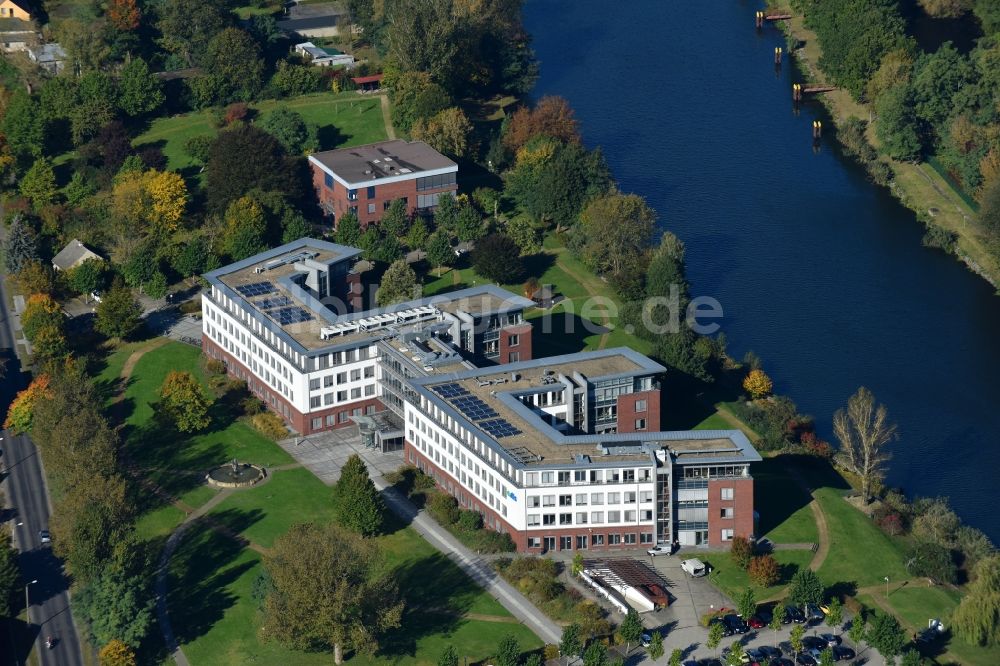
top-left (953, 555), bottom-right (1000, 645)
top-left (472, 234), bottom-right (523, 284)
top-left (75, 555), bottom-right (154, 648)
top-left (790, 624), bottom-right (805, 657)
top-left (260, 522), bottom-right (404, 664)
top-left (206, 125), bottom-right (300, 213)
top-left (117, 58), bottom-right (165, 117)
top-left (376, 259), bottom-right (420, 306)
top-left (380, 199), bottom-right (410, 238)
top-left (455, 205), bottom-right (484, 243)
top-left (493, 634), bottom-right (521, 666)
top-left (159, 371), bottom-right (212, 433)
top-left (875, 84), bottom-right (922, 161)
top-left (335, 211), bottom-right (362, 247)
top-left (736, 587), bottom-right (757, 622)
top-left (157, 0), bottom-right (234, 66)
top-left (582, 640), bottom-right (607, 666)
top-left (825, 597), bottom-right (844, 633)
top-left (707, 621), bottom-right (724, 655)
top-left (619, 608), bottom-right (643, 655)
top-left (867, 612), bottom-right (905, 661)
top-left (560, 623), bottom-right (582, 664)
top-left (426, 230), bottom-right (455, 271)
top-left (0, 215), bottom-right (39, 274)
top-left (20, 158), bottom-right (59, 209)
top-left (788, 569), bottom-right (824, 606)
top-left (434, 193), bottom-right (459, 232)
top-left (95, 280), bottom-right (143, 339)
top-left (223, 196), bottom-right (269, 261)
top-left (0, 530), bottom-right (20, 618)
top-left (260, 108), bottom-right (318, 155)
top-left (201, 28), bottom-right (266, 102)
top-left (2, 91), bottom-right (45, 164)
top-left (332, 454), bottom-right (385, 536)
top-left (576, 192), bottom-right (656, 279)
top-left (68, 259), bottom-right (107, 297)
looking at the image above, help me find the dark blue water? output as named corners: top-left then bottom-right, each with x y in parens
top-left (524, 0), bottom-right (1000, 541)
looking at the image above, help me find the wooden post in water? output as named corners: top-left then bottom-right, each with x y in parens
top-left (756, 11), bottom-right (764, 29)
top-left (792, 83), bottom-right (802, 102)
top-left (774, 47), bottom-right (783, 65)
top-left (812, 120), bottom-right (822, 140)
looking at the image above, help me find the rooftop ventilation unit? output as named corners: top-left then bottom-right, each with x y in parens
top-left (257, 251), bottom-right (319, 273)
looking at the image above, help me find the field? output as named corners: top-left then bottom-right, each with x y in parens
top-left (97, 340), bottom-right (542, 665)
top-left (134, 92), bottom-right (388, 173)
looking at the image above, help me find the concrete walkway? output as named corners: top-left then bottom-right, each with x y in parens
top-left (278, 427), bottom-right (563, 645)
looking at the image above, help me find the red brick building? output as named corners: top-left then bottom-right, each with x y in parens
top-left (308, 140), bottom-right (458, 229)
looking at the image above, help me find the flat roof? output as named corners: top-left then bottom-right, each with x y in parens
top-left (411, 348), bottom-right (761, 470)
top-left (203, 238), bottom-right (534, 357)
top-left (309, 140), bottom-right (456, 187)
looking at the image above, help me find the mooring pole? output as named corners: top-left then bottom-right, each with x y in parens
top-left (755, 11), bottom-right (763, 29)
top-left (775, 47), bottom-right (783, 65)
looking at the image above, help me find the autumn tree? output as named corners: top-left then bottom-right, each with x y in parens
top-left (918, 0), bottom-right (973, 18)
top-left (159, 371), bottom-right (212, 433)
top-left (107, 0), bottom-right (140, 32)
top-left (503, 96), bottom-right (580, 153)
top-left (576, 192), bottom-right (656, 280)
top-left (332, 454), bottom-right (385, 536)
top-left (412, 107), bottom-right (473, 158)
top-left (96, 280), bottom-right (143, 339)
top-left (112, 169), bottom-right (189, 236)
top-left (22, 294), bottom-right (64, 343)
top-left (743, 369), bottom-right (773, 399)
top-left (99, 640), bottom-right (137, 666)
top-left (259, 523), bottom-right (404, 664)
top-left (223, 196), bottom-right (268, 261)
top-left (730, 534), bottom-right (753, 569)
top-left (748, 555), bottom-right (780, 587)
top-left (833, 387), bottom-right (899, 503)
top-left (376, 259), bottom-right (420, 306)
top-left (3, 375), bottom-right (51, 434)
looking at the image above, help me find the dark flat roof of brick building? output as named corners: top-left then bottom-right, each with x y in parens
top-left (309, 140), bottom-right (456, 185)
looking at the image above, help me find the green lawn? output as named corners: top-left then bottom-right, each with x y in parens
top-left (96, 339), bottom-right (541, 664)
top-left (695, 549), bottom-right (815, 602)
top-left (753, 459), bottom-right (818, 545)
top-left (693, 412), bottom-right (733, 431)
top-left (134, 92), bottom-right (387, 173)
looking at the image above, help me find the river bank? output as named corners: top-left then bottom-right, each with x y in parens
top-left (776, 14), bottom-right (1000, 288)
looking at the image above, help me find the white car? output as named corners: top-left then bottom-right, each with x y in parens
top-left (680, 558), bottom-right (708, 577)
top-left (647, 545), bottom-right (671, 557)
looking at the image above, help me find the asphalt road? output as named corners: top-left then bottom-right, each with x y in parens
top-left (0, 271), bottom-right (84, 666)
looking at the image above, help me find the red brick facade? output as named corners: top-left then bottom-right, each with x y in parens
top-left (498, 324), bottom-right (533, 364)
top-left (203, 336), bottom-right (383, 435)
top-left (311, 165), bottom-right (457, 230)
top-left (617, 389), bottom-right (662, 433)
top-left (707, 477), bottom-right (755, 547)
top-left (405, 442), bottom-right (654, 554)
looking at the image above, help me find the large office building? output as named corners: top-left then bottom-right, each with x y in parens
top-left (308, 139), bottom-right (458, 229)
top-left (202, 239), bottom-right (759, 552)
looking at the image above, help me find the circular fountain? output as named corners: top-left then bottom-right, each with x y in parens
top-left (206, 458), bottom-right (266, 488)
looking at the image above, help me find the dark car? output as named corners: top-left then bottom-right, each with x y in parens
top-left (756, 607), bottom-right (774, 624)
top-left (709, 616), bottom-right (733, 636)
top-left (778, 641), bottom-right (795, 657)
top-left (746, 648), bottom-right (766, 665)
top-left (795, 653), bottom-right (818, 666)
top-left (757, 646), bottom-right (782, 660)
top-left (818, 633), bottom-right (841, 647)
top-left (831, 645), bottom-right (855, 661)
top-left (699, 660), bottom-right (724, 666)
top-left (769, 659), bottom-right (794, 666)
top-left (804, 604), bottom-right (825, 623)
top-left (724, 614), bottom-right (749, 634)
top-left (785, 605), bottom-right (806, 623)
top-left (802, 636), bottom-right (827, 651)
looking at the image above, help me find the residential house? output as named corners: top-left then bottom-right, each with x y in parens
top-left (52, 239), bottom-right (102, 272)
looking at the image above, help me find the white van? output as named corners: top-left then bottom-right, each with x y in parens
top-left (681, 558), bottom-right (708, 577)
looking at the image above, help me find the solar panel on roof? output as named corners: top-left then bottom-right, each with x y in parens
top-left (273, 306), bottom-right (314, 325)
top-left (432, 383), bottom-right (469, 398)
top-left (479, 418), bottom-right (521, 438)
top-left (257, 295), bottom-right (292, 310)
top-left (236, 281), bottom-right (276, 297)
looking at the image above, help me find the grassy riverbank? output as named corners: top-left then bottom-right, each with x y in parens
top-left (777, 16), bottom-right (1000, 287)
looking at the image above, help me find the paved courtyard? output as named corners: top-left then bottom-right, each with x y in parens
top-left (277, 425), bottom-right (403, 485)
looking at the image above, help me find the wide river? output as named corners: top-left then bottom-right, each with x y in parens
top-left (524, 0), bottom-right (1000, 541)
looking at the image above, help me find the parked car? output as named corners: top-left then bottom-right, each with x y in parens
top-left (756, 607), bottom-right (774, 624)
top-left (698, 660), bottom-right (724, 666)
top-left (722, 646), bottom-right (758, 665)
top-left (801, 636), bottom-right (827, 651)
top-left (818, 633), bottom-right (841, 647)
top-left (757, 646), bottom-right (782, 661)
top-left (681, 558), bottom-right (708, 577)
top-left (641, 632), bottom-right (652, 647)
top-left (778, 641), bottom-right (795, 657)
top-left (768, 659), bottom-right (794, 666)
top-left (804, 604), bottom-right (825, 623)
top-left (794, 653), bottom-right (817, 666)
top-left (748, 615), bottom-right (767, 629)
top-left (647, 544), bottom-right (671, 556)
top-left (709, 617), bottom-right (733, 637)
top-left (785, 605), bottom-right (806, 623)
top-left (724, 614), bottom-right (749, 634)
top-left (746, 648), bottom-right (765, 664)
top-left (38, 530), bottom-right (51, 544)
top-left (831, 645), bottom-right (855, 661)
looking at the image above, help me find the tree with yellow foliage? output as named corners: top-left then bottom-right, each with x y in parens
top-left (111, 170), bottom-right (188, 236)
top-left (98, 639), bottom-right (136, 666)
top-left (743, 369), bottom-right (774, 400)
top-left (4, 375), bottom-right (52, 434)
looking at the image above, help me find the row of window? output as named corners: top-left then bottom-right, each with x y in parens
top-left (523, 467), bottom-right (652, 487)
top-left (526, 509), bottom-right (654, 527)
top-left (308, 383), bottom-right (376, 409)
top-left (308, 365), bottom-right (375, 391)
top-left (527, 491), bottom-right (653, 508)
top-left (309, 404), bottom-right (377, 432)
top-left (416, 172), bottom-right (457, 191)
top-left (314, 346), bottom-right (374, 370)
top-left (205, 320), bottom-right (295, 402)
top-left (527, 533), bottom-right (654, 550)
